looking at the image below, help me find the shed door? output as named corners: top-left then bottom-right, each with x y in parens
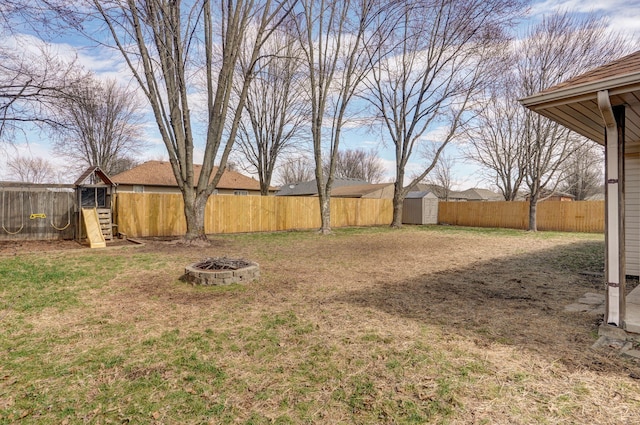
top-left (423, 199), bottom-right (438, 224)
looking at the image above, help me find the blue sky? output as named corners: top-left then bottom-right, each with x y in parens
top-left (2, 0), bottom-right (640, 188)
top-left (339, 0), bottom-right (640, 189)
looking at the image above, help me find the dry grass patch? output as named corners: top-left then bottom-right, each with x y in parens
top-left (1, 226), bottom-right (640, 424)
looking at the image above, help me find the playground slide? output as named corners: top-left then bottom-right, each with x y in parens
top-left (82, 208), bottom-right (106, 248)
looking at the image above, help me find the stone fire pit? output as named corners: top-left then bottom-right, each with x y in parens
top-left (183, 257), bottom-right (260, 286)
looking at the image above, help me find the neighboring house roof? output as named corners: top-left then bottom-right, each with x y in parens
top-left (585, 193), bottom-right (605, 201)
top-left (457, 188), bottom-right (503, 201)
top-left (329, 183), bottom-right (394, 198)
top-left (520, 50), bottom-right (640, 145)
top-left (276, 178), bottom-right (369, 196)
top-left (413, 183), bottom-right (502, 201)
top-left (111, 161), bottom-right (270, 191)
top-left (413, 183), bottom-right (444, 194)
top-left (524, 190), bottom-right (576, 201)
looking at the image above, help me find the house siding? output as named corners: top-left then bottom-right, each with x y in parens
top-left (626, 145), bottom-right (640, 276)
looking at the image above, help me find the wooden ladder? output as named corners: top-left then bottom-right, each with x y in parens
top-left (96, 208), bottom-right (113, 241)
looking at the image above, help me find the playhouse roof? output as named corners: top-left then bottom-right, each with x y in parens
top-left (74, 166), bottom-right (115, 186)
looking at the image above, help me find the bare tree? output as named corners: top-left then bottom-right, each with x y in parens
top-left (517, 13), bottom-right (634, 230)
top-left (234, 28), bottom-right (307, 195)
top-left (51, 77), bottom-right (145, 176)
top-left (109, 157), bottom-right (141, 176)
top-left (0, 39), bottom-right (86, 142)
top-left (86, 0), bottom-right (291, 240)
top-left (364, 0), bottom-right (521, 228)
top-left (0, 0), bottom-right (81, 34)
top-left (5, 155), bottom-right (56, 183)
top-left (463, 79), bottom-right (526, 201)
top-left (322, 148), bottom-right (385, 183)
top-left (465, 12), bottom-right (634, 219)
top-left (558, 142), bottom-right (604, 201)
top-left (295, 0), bottom-right (382, 234)
top-left (425, 152), bottom-right (455, 201)
top-left (0, 1), bottom-right (89, 142)
top-left (277, 155), bottom-right (314, 185)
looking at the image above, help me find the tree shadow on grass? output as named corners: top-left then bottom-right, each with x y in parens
top-left (329, 240), bottom-right (640, 373)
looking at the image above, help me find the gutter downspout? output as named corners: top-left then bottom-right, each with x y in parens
top-left (597, 90), bottom-right (625, 327)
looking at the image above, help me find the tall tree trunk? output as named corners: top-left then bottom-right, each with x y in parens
top-left (317, 186), bottom-right (331, 234)
top-left (391, 181), bottom-right (404, 228)
top-left (260, 181), bottom-right (269, 196)
top-left (183, 189), bottom-right (208, 240)
top-left (528, 196), bottom-right (538, 231)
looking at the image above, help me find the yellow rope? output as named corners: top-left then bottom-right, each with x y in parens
top-left (51, 194), bottom-right (72, 231)
top-left (1, 191), bottom-right (24, 235)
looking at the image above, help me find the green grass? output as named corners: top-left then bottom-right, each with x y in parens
top-left (0, 227), bottom-right (632, 424)
top-left (420, 224), bottom-right (604, 240)
top-left (0, 257), bottom-right (88, 313)
top-left (220, 223), bottom-right (603, 246)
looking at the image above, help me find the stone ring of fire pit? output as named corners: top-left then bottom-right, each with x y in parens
top-left (183, 257), bottom-right (260, 286)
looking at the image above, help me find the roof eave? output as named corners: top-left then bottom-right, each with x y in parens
top-left (520, 71), bottom-right (640, 109)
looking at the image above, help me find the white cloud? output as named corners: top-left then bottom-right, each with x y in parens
top-left (419, 126), bottom-right (452, 144)
top-left (529, 0), bottom-right (640, 36)
top-left (377, 157), bottom-right (397, 183)
top-left (75, 46), bottom-right (134, 83)
top-left (530, 0), bottom-right (621, 14)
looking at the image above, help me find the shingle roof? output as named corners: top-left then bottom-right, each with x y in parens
top-left (276, 178), bottom-right (369, 196)
top-left (520, 50), bottom-right (640, 145)
top-left (329, 183), bottom-right (394, 198)
top-left (537, 50), bottom-right (640, 95)
top-left (413, 184), bottom-right (501, 201)
top-left (457, 188), bottom-right (503, 201)
top-left (111, 161), bottom-right (267, 191)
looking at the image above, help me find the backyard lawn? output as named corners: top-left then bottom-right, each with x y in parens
top-left (1, 226), bottom-right (639, 424)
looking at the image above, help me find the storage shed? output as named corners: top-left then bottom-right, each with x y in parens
top-left (402, 191), bottom-right (439, 225)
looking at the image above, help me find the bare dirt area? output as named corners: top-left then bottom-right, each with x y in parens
top-left (0, 239), bottom-right (84, 255)
top-left (4, 226), bottom-right (640, 423)
top-left (0, 238), bottom-right (140, 256)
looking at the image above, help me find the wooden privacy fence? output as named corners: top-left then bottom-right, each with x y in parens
top-left (114, 193), bottom-right (394, 237)
top-left (0, 186), bottom-right (75, 240)
top-left (438, 200), bottom-right (605, 233)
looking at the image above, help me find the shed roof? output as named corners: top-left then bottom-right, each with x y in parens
top-left (110, 161), bottom-right (270, 191)
top-left (405, 191), bottom-right (437, 199)
top-left (520, 50), bottom-right (640, 144)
